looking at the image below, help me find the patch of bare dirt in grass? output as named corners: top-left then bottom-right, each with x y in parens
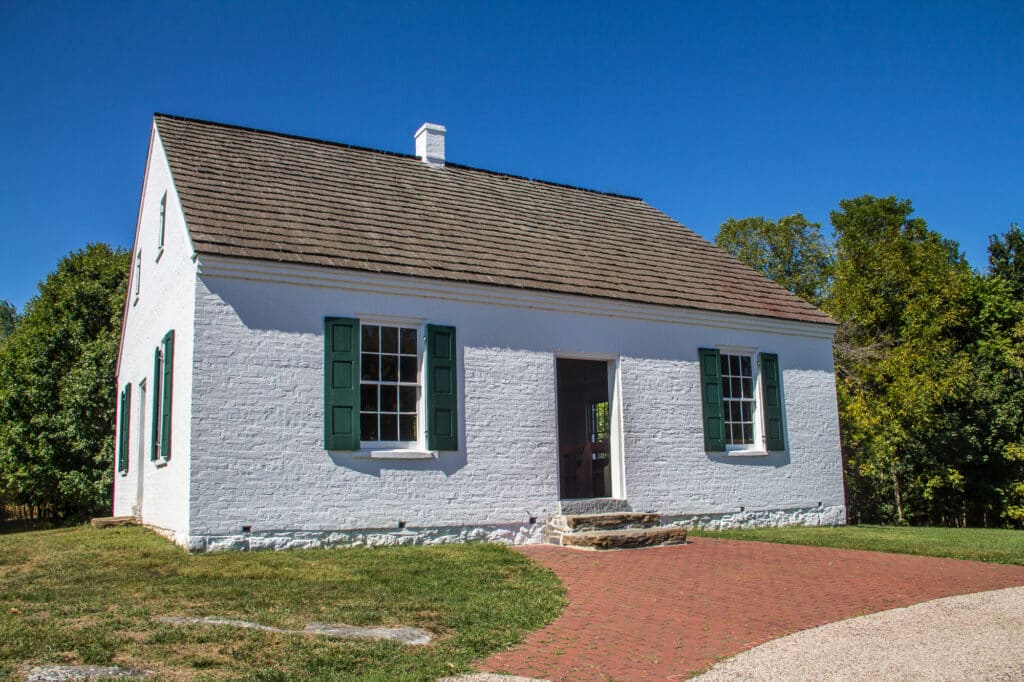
top-left (64, 615), bottom-right (103, 629)
top-left (143, 642), bottom-right (236, 679)
top-left (119, 642), bottom-right (232, 681)
top-left (114, 629), bottom-right (153, 644)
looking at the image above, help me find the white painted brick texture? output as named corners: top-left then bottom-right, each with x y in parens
top-left (178, 267), bottom-right (846, 548)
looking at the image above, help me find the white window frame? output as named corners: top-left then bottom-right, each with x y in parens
top-left (718, 346), bottom-right (765, 454)
top-left (156, 192), bottom-right (167, 261)
top-left (357, 318), bottom-right (427, 454)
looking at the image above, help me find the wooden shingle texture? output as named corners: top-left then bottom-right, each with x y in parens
top-left (155, 114), bottom-right (834, 325)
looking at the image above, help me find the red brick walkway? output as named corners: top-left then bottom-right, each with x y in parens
top-left (480, 538), bottom-right (1024, 681)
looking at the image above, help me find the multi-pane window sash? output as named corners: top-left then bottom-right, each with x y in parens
top-left (359, 324), bottom-right (419, 443)
top-left (720, 354), bottom-right (755, 446)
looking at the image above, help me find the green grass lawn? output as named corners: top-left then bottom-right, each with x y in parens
top-left (0, 526), bottom-right (565, 680)
top-left (690, 524), bottom-right (1024, 565)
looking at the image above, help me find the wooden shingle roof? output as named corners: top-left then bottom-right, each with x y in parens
top-left (155, 114), bottom-right (834, 325)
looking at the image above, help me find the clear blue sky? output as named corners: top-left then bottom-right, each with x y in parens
top-left (2, 1), bottom-right (1021, 312)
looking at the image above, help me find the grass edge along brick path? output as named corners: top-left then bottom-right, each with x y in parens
top-left (690, 524), bottom-right (1024, 565)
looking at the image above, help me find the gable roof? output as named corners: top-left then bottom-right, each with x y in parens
top-left (154, 113), bottom-right (834, 326)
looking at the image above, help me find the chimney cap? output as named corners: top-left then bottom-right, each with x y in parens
top-left (415, 122), bottom-right (447, 136)
top-left (415, 122), bottom-right (446, 166)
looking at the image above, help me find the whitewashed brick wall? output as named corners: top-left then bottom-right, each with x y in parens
top-left (179, 261), bottom-right (845, 549)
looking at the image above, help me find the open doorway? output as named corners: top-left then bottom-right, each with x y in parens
top-left (557, 358), bottom-right (613, 499)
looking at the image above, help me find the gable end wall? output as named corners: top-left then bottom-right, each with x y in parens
top-left (112, 127), bottom-right (196, 544)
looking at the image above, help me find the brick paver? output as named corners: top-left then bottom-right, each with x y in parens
top-left (479, 538), bottom-right (1024, 681)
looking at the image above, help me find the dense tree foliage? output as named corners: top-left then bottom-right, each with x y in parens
top-left (0, 301), bottom-right (16, 343)
top-left (0, 244), bottom-right (129, 520)
top-left (828, 196), bottom-right (977, 524)
top-left (719, 199), bottom-right (1024, 528)
top-left (988, 223), bottom-right (1024, 299)
top-left (715, 213), bottom-right (832, 305)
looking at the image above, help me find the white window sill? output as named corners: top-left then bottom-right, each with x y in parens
top-left (725, 449), bottom-right (770, 457)
top-left (155, 459), bottom-right (168, 468)
top-left (352, 449), bottom-right (437, 460)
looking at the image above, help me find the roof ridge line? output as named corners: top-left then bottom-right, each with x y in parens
top-left (442, 161), bottom-right (642, 201)
top-left (153, 112), bottom-right (643, 202)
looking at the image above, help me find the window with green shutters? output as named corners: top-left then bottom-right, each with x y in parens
top-left (698, 348), bottom-right (786, 453)
top-left (324, 318), bottom-right (459, 452)
top-left (151, 330), bottom-right (174, 461)
top-left (117, 384), bottom-right (131, 474)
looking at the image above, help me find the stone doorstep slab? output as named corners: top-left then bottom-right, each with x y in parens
top-left (556, 498), bottom-right (631, 515)
top-left (561, 512), bottom-right (661, 531)
top-left (559, 526), bottom-right (689, 550)
top-left (156, 616), bottom-right (432, 645)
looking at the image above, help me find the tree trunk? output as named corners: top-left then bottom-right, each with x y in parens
top-left (891, 463), bottom-right (905, 524)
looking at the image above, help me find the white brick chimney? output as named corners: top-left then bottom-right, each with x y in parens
top-left (415, 122), bottom-right (446, 166)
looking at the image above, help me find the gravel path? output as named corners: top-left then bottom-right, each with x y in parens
top-left (692, 586), bottom-right (1024, 681)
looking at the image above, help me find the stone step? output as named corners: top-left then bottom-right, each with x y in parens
top-left (562, 512), bottom-right (661, 532)
top-left (559, 525), bottom-right (688, 550)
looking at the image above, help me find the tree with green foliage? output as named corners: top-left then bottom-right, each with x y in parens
top-left (828, 195), bottom-right (982, 525)
top-left (957, 275), bottom-right (1024, 526)
top-left (714, 197), bottom-right (1024, 527)
top-left (715, 213), bottom-right (833, 306)
top-left (988, 223), bottom-right (1024, 299)
top-left (0, 300), bottom-right (16, 343)
top-left (0, 244), bottom-right (129, 520)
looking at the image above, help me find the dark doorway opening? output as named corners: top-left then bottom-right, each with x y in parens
top-left (557, 358), bottom-right (612, 499)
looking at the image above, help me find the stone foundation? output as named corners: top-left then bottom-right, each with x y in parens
top-left (663, 504), bottom-right (847, 531)
top-left (184, 521), bottom-right (548, 552)
top-left (168, 504), bottom-right (844, 552)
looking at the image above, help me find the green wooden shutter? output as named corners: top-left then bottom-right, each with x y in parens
top-left (698, 347), bottom-right (726, 451)
top-left (426, 325), bottom-right (458, 451)
top-left (760, 352), bottom-right (785, 451)
top-left (161, 330), bottom-right (174, 460)
top-left (151, 345), bottom-right (161, 461)
top-left (324, 317), bottom-right (360, 450)
top-left (118, 384), bottom-right (131, 474)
